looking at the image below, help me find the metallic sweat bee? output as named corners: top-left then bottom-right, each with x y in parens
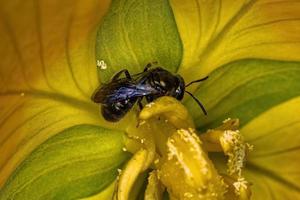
top-left (92, 63), bottom-right (208, 122)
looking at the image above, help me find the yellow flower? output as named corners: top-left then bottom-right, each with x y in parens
top-left (0, 0), bottom-right (300, 199)
top-left (115, 97), bottom-right (251, 199)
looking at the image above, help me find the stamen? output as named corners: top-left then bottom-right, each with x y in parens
top-left (122, 97), bottom-right (252, 200)
top-left (158, 128), bottom-right (227, 199)
top-left (114, 149), bottom-right (148, 200)
top-left (139, 96), bottom-right (194, 129)
top-left (233, 177), bottom-right (252, 200)
top-left (220, 130), bottom-right (250, 177)
top-left (144, 171), bottom-right (164, 200)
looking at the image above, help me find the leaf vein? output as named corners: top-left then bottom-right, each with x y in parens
top-left (248, 119), bottom-right (300, 143)
top-left (10, 155), bottom-right (122, 198)
top-left (254, 145), bottom-right (300, 158)
top-left (65, 1), bottom-right (90, 99)
top-left (231, 17), bottom-right (300, 41)
top-left (0, 105), bottom-right (58, 146)
top-left (247, 162), bottom-right (300, 193)
top-left (34, 0), bottom-right (57, 92)
top-left (197, 0), bottom-right (257, 64)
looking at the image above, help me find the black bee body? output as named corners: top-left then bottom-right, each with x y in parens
top-left (92, 64), bottom-right (206, 122)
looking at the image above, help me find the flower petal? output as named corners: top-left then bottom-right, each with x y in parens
top-left (0, 0), bottom-right (110, 96)
top-left (185, 59), bottom-right (300, 198)
top-left (0, 0), bottom-right (119, 187)
top-left (242, 97), bottom-right (300, 199)
top-left (184, 59), bottom-right (300, 130)
top-left (170, 0), bottom-right (300, 80)
top-left (95, 0), bottom-right (182, 82)
top-left (0, 125), bottom-right (129, 199)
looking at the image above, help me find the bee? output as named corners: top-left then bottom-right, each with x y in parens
top-left (92, 63), bottom-right (208, 122)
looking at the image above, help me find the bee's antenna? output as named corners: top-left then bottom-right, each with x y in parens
top-left (185, 91), bottom-right (207, 115)
top-left (185, 76), bottom-right (209, 87)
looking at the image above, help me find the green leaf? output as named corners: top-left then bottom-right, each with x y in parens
top-left (183, 59), bottom-right (300, 130)
top-left (0, 125), bottom-right (129, 199)
top-left (96, 0), bottom-right (182, 82)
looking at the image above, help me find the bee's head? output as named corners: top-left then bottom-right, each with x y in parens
top-left (171, 75), bottom-right (185, 100)
top-left (149, 68), bottom-right (185, 100)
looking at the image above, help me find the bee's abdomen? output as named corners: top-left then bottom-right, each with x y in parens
top-left (101, 97), bottom-right (137, 122)
top-left (101, 104), bottom-right (124, 122)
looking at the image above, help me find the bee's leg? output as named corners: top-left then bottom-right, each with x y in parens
top-left (143, 61), bottom-right (158, 72)
top-left (124, 70), bottom-right (132, 79)
top-left (136, 97), bottom-right (144, 128)
top-left (145, 95), bottom-right (154, 103)
top-left (143, 63), bottom-right (152, 72)
top-left (137, 97), bottom-right (143, 110)
top-left (111, 69), bottom-right (132, 81)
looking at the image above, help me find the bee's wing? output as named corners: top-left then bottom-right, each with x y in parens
top-left (91, 80), bottom-right (140, 103)
top-left (108, 84), bottom-right (155, 102)
top-left (91, 82), bottom-right (119, 103)
top-left (92, 75), bottom-right (158, 104)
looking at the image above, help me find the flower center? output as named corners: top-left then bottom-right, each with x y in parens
top-left (115, 97), bottom-right (252, 200)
